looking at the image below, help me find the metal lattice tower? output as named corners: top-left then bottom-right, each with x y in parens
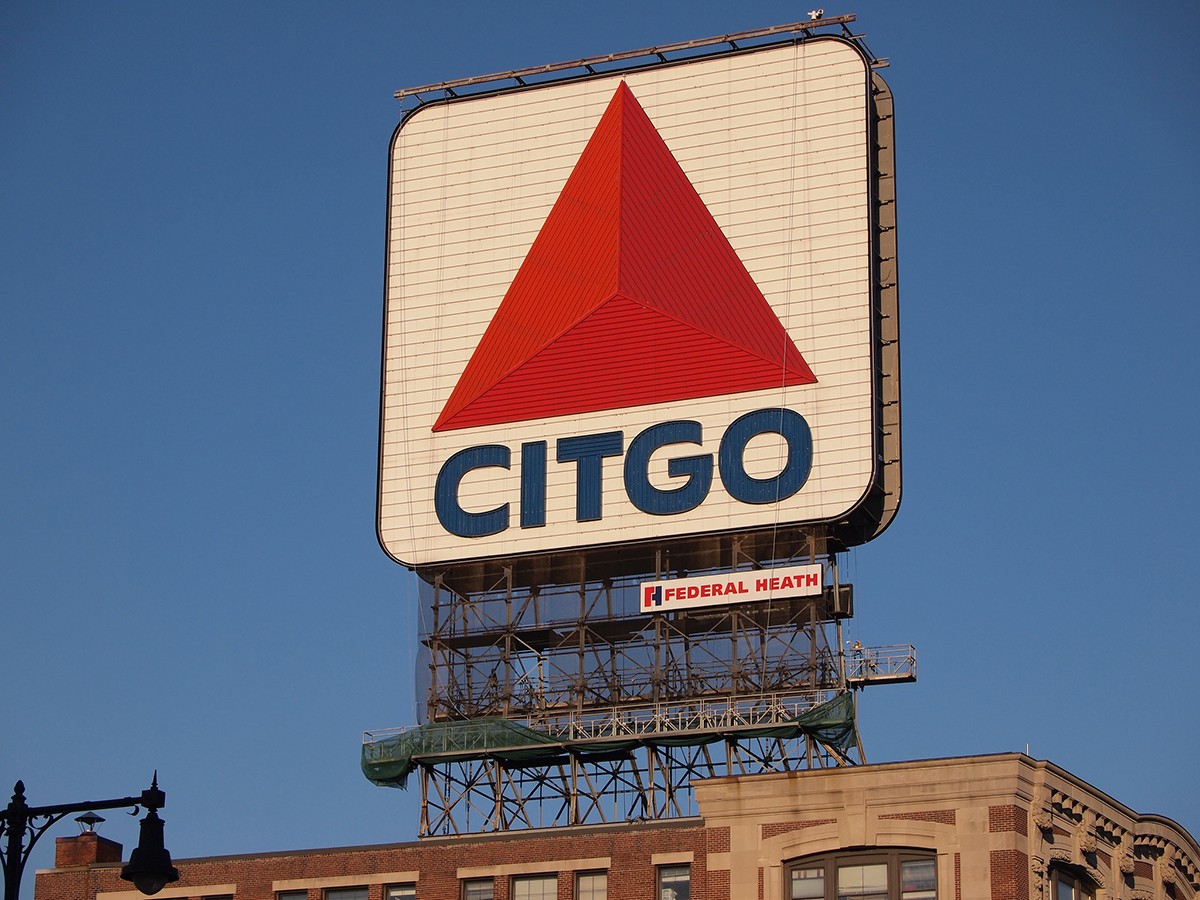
top-left (364, 532), bottom-right (915, 836)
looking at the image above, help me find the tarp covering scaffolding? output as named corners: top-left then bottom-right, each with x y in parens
top-left (362, 691), bottom-right (858, 790)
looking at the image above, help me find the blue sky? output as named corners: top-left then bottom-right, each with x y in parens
top-left (2, 0), bottom-right (1197, 878)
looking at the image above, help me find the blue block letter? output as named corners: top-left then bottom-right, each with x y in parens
top-left (434, 444), bottom-right (511, 537)
top-left (718, 408), bottom-right (812, 504)
top-left (624, 421), bottom-right (712, 515)
top-left (556, 432), bottom-right (623, 522)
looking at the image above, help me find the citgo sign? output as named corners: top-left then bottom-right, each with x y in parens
top-left (380, 38), bottom-right (886, 568)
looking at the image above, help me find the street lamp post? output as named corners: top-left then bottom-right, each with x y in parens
top-left (0, 775), bottom-right (179, 900)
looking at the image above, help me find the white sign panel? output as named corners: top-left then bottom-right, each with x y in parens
top-left (640, 564), bottom-right (824, 613)
top-left (380, 38), bottom-right (877, 567)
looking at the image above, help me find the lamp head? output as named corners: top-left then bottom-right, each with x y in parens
top-left (119, 809), bottom-right (179, 895)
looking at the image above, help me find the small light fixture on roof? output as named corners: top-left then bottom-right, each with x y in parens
top-left (75, 811), bottom-right (105, 833)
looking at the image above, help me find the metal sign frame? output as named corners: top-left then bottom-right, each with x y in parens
top-left (378, 28), bottom-right (900, 577)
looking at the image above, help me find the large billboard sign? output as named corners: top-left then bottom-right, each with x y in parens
top-left (380, 37), bottom-right (896, 569)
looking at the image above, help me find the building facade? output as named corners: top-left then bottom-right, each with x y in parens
top-left (35, 754), bottom-right (1199, 900)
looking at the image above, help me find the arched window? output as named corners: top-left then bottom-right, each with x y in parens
top-left (786, 850), bottom-right (937, 900)
top-left (1051, 866), bottom-right (1096, 900)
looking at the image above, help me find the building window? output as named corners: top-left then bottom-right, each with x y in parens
top-left (512, 873), bottom-right (557, 899)
top-left (658, 864), bottom-right (691, 900)
top-left (1052, 868), bottom-right (1096, 900)
top-left (278, 893), bottom-right (307, 900)
top-left (839, 861), bottom-right (888, 899)
top-left (791, 865), bottom-right (825, 900)
top-left (387, 886), bottom-right (417, 900)
top-left (577, 870), bottom-right (607, 900)
top-left (786, 851), bottom-right (937, 900)
top-left (900, 858), bottom-right (937, 900)
top-left (462, 877), bottom-right (495, 900)
top-left (326, 889), bottom-right (368, 900)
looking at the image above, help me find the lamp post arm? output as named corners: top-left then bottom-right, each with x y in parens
top-left (12, 794), bottom-right (147, 820)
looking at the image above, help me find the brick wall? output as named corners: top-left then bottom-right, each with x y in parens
top-left (988, 805), bottom-right (1027, 836)
top-left (760, 819), bottom-right (837, 840)
top-left (54, 833), bottom-right (124, 867)
top-left (879, 809), bottom-right (957, 826)
top-left (36, 822), bottom-right (708, 900)
top-left (706, 827), bottom-right (730, 854)
top-left (989, 849), bottom-right (1029, 900)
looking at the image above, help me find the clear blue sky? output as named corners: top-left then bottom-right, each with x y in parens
top-left (3, 0), bottom-right (1197, 877)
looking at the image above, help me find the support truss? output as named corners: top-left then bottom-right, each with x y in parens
top-left (362, 532), bottom-right (915, 836)
top-left (414, 732), bottom-right (852, 837)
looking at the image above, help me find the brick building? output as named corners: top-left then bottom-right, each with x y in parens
top-left (35, 753), bottom-right (1199, 900)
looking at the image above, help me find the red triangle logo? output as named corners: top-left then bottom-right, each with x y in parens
top-left (433, 82), bottom-right (817, 433)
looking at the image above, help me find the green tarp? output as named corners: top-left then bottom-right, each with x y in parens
top-left (361, 692), bottom-right (858, 790)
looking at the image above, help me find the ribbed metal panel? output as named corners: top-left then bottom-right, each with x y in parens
top-left (448, 296), bottom-right (813, 429)
top-left (434, 83), bottom-right (814, 432)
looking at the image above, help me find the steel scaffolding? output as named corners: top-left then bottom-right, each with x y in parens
top-left (363, 536), bottom-right (916, 836)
